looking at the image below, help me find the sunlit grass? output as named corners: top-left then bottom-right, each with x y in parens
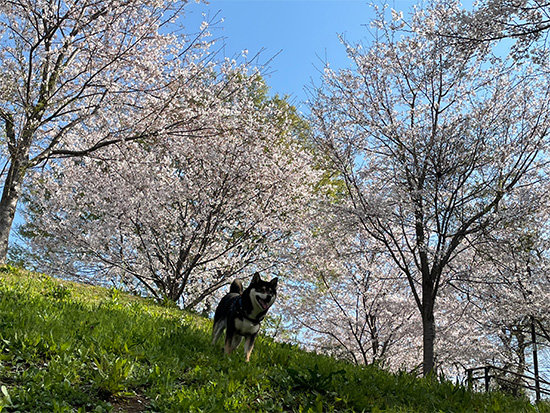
top-left (0, 265), bottom-right (547, 412)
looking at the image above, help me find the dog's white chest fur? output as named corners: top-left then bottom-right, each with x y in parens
top-left (235, 317), bottom-right (260, 336)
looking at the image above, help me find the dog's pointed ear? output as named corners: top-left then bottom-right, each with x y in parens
top-left (270, 277), bottom-right (278, 288)
top-left (252, 272), bottom-right (261, 284)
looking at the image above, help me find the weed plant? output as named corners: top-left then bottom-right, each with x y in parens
top-left (0, 266), bottom-right (548, 412)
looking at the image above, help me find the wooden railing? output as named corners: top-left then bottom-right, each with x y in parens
top-left (466, 365), bottom-right (550, 402)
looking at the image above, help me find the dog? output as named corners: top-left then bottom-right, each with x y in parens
top-left (211, 272), bottom-right (278, 362)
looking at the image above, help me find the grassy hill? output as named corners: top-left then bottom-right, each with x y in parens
top-left (0, 266), bottom-right (547, 412)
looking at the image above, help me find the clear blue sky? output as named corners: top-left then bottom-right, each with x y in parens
top-left (183, 0), bottom-right (419, 110)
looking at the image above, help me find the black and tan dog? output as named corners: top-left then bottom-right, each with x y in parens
top-left (211, 273), bottom-right (278, 361)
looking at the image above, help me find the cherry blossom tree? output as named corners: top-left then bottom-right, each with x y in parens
top-left (452, 200), bottom-right (550, 390)
top-left (309, 2), bottom-right (550, 376)
top-left (442, 0), bottom-right (550, 60)
top-left (0, 0), bottom-right (210, 263)
top-left (282, 204), bottom-right (421, 370)
top-left (282, 181), bottom-right (527, 377)
top-left (22, 66), bottom-right (319, 308)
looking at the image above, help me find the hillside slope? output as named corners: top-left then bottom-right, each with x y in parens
top-left (0, 266), bottom-right (546, 412)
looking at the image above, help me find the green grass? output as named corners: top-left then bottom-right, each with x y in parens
top-left (0, 265), bottom-right (548, 412)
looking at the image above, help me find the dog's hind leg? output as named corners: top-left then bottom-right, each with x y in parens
top-left (244, 335), bottom-right (256, 362)
top-left (224, 334), bottom-right (243, 355)
top-left (211, 320), bottom-right (226, 346)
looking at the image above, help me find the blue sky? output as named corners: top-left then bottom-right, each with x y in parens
top-left (183, 0), bottom-right (419, 110)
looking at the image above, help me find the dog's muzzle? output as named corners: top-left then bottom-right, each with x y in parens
top-left (257, 295), bottom-right (272, 310)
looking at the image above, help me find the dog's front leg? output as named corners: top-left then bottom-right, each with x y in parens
top-left (224, 334), bottom-right (243, 355)
top-left (244, 335), bottom-right (256, 362)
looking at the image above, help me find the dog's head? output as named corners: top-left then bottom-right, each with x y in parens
top-left (249, 272), bottom-right (278, 312)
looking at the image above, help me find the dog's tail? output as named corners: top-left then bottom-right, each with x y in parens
top-left (230, 279), bottom-right (243, 295)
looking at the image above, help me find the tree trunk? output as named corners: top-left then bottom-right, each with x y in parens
top-left (0, 158), bottom-right (26, 263)
top-left (422, 281), bottom-right (436, 377)
top-left (513, 328), bottom-right (527, 396)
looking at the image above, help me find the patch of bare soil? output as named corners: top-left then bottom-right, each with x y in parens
top-left (110, 394), bottom-right (149, 412)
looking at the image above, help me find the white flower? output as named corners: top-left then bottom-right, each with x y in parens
top-left (391, 8), bottom-right (403, 22)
